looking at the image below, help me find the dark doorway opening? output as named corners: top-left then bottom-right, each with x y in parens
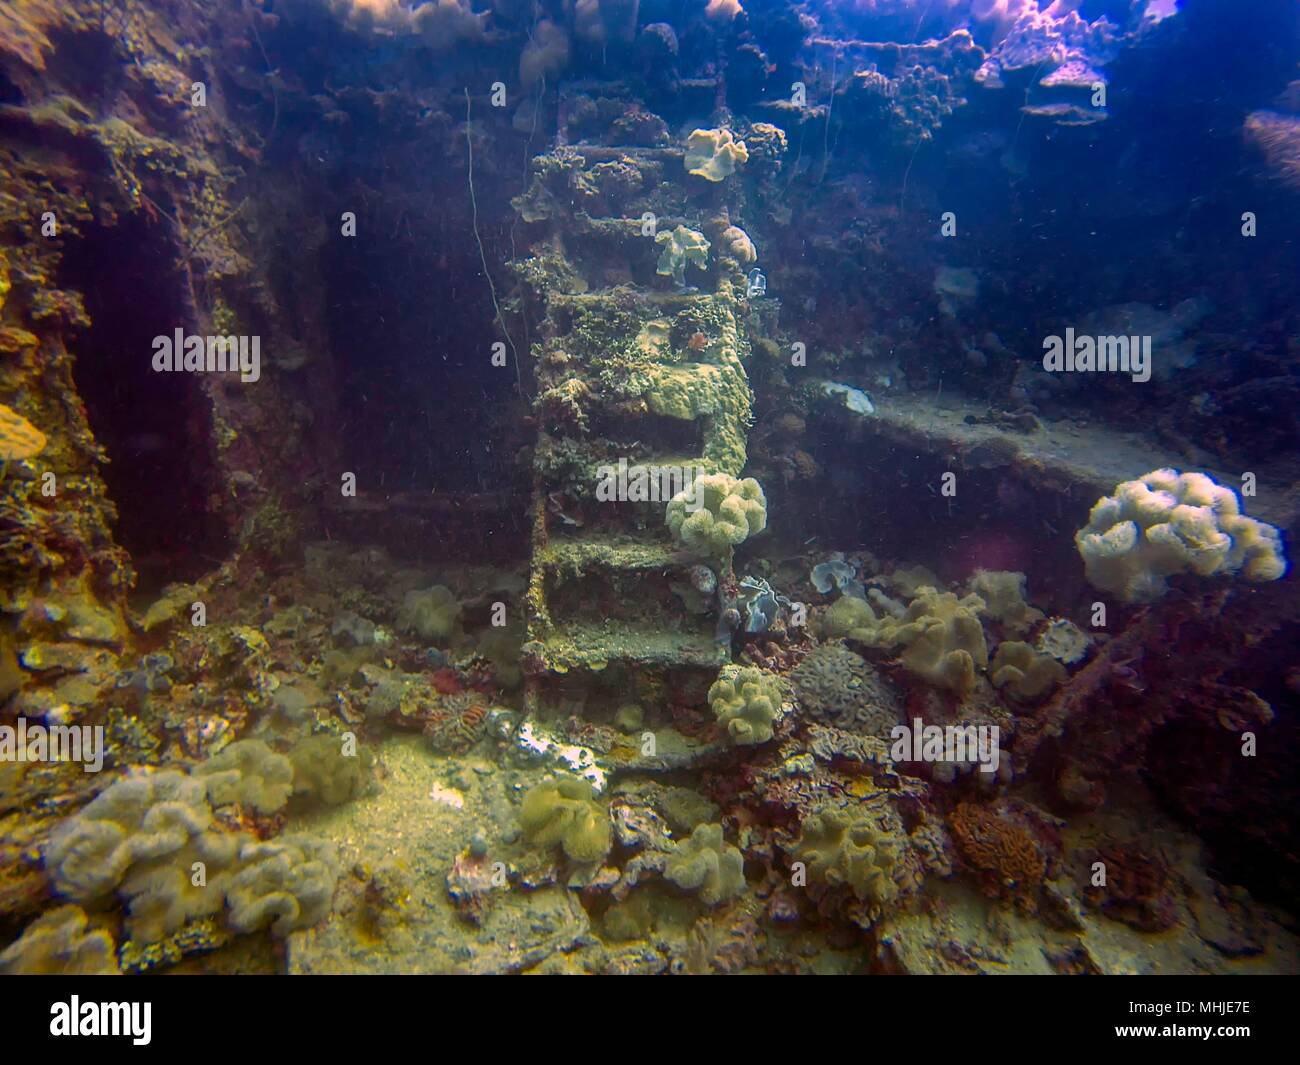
top-left (60, 213), bottom-right (230, 595)
top-left (317, 207), bottom-right (533, 564)
top-left (321, 220), bottom-right (527, 494)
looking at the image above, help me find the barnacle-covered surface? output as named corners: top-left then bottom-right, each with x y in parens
top-left (0, 0), bottom-right (1298, 978)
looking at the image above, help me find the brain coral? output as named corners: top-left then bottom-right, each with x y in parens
top-left (795, 806), bottom-right (901, 905)
top-left (1075, 469), bottom-right (1287, 602)
top-left (665, 473), bottom-right (766, 559)
top-left (520, 775), bottom-right (611, 863)
top-left (193, 738), bottom-right (294, 814)
top-left (663, 822), bottom-right (745, 905)
top-left (708, 664), bottom-right (783, 745)
top-left (947, 802), bottom-right (1045, 896)
top-left (790, 643), bottom-right (902, 739)
top-left (684, 128), bottom-right (749, 181)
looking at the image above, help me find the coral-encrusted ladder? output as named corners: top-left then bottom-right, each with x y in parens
top-left (513, 136), bottom-right (755, 721)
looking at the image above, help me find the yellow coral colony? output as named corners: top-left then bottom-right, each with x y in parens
top-left (816, 586), bottom-right (988, 696)
top-left (519, 776), bottom-right (611, 863)
top-left (684, 128), bottom-right (749, 182)
top-left (889, 589), bottom-right (988, 696)
top-left (708, 664), bottom-right (782, 745)
top-left (665, 472), bottom-right (767, 560)
top-left (1075, 469), bottom-right (1287, 602)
